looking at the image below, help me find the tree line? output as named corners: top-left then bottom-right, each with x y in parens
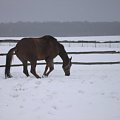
top-left (0, 21), bottom-right (120, 37)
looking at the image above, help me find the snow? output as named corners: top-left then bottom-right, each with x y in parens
top-left (0, 35), bottom-right (120, 42)
top-left (0, 36), bottom-right (120, 120)
top-left (57, 35), bottom-right (120, 42)
top-left (0, 65), bottom-right (120, 120)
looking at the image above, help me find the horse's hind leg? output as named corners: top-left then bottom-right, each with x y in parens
top-left (23, 61), bottom-right (29, 77)
top-left (43, 59), bottom-right (54, 77)
top-left (16, 54), bottom-right (29, 77)
top-left (18, 58), bottom-right (29, 77)
top-left (30, 61), bottom-right (41, 78)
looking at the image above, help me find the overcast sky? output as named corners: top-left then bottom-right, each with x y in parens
top-left (0, 0), bottom-right (120, 23)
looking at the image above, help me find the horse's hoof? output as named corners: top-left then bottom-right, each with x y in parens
top-left (5, 74), bottom-right (12, 79)
top-left (37, 76), bottom-right (41, 79)
top-left (35, 75), bottom-right (41, 79)
top-left (42, 75), bottom-right (48, 78)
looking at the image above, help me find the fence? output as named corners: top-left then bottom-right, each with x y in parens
top-left (0, 39), bottom-right (120, 48)
top-left (0, 39), bottom-right (120, 67)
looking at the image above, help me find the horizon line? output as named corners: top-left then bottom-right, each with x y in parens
top-left (0, 21), bottom-right (120, 24)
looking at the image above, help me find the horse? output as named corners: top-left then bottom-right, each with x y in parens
top-left (5, 35), bottom-right (72, 78)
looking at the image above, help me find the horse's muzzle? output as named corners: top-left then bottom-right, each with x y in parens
top-left (65, 73), bottom-right (70, 76)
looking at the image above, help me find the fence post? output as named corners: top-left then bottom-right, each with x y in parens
top-left (69, 42), bottom-right (71, 47)
top-left (82, 42), bottom-right (83, 47)
top-left (109, 42), bottom-right (111, 48)
top-left (95, 42), bottom-right (96, 48)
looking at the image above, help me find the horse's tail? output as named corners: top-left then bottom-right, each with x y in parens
top-left (5, 47), bottom-right (16, 78)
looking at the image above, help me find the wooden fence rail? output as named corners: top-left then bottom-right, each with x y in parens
top-left (0, 40), bottom-right (120, 67)
top-left (0, 61), bottom-right (120, 68)
top-left (0, 51), bottom-right (120, 56)
top-left (1, 39), bottom-right (120, 49)
top-left (0, 51), bottom-right (120, 67)
top-left (0, 39), bottom-right (120, 43)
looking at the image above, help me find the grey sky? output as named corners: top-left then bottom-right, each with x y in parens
top-left (0, 0), bottom-right (120, 23)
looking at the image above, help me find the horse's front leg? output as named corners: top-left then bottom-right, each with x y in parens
top-left (43, 59), bottom-right (54, 77)
top-left (43, 65), bottom-right (48, 76)
top-left (45, 65), bottom-right (54, 76)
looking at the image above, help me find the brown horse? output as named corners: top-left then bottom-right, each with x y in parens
top-left (5, 35), bottom-right (72, 78)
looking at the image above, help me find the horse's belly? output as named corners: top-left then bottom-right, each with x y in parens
top-left (37, 53), bottom-right (46, 60)
top-left (37, 52), bottom-right (58, 60)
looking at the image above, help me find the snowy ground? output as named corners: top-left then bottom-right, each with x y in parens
top-left (0, 65), bottom-right (120, 120)
top-left (0, 35), bottom-right (120, 42)
top-left (0, 36), bottom-right (120, 120)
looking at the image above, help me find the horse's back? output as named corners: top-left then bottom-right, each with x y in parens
top-left (37, 35), bottom-right (60, 59)
top-left (15, 35), bottom-right (60, 60)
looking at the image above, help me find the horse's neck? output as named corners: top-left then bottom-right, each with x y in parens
top-left (59, 45), bottom-right (69, 67)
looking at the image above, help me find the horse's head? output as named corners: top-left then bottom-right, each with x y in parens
top-left (62, 57), bottom-right (72, 76)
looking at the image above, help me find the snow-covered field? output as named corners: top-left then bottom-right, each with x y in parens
top-left (0, 36), bottom-right (120, 120)
top-left (0, 35), bottom-right (120, 42)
